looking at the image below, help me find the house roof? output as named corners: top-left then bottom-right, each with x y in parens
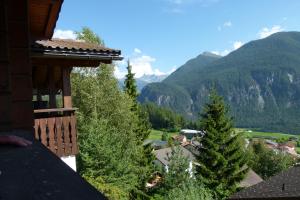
top-left (154, 146), bottom-right (195, 166)
top-left (32, 39), bottom-right (122, 59)
top-left (29, 0), bottom-right (63, 39)
top-left (239, 169), bottom-right (263, 188)
top-left (31, 39), bottom-right (122, 67)
top-left (229, 165), bottom-right (300, 200)
top-left (0, 131), bottom-right (106, 200)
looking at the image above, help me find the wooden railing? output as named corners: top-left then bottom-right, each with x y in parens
top-left (34, 108), bottom-right (78, 157)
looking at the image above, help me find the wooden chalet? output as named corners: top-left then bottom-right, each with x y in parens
top-left (0, 0), bottom-right (122, 199)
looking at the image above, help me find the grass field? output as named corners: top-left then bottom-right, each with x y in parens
top-left (148, 129), bottom-right (178, 140)
top-left (237, 128), bottom-right (299, 140)
top-left (149, 128), bottom-right (300, 142)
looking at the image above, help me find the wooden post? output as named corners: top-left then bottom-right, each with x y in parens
top-left (62, 67), bottom-right (72, 108)
top-left (49, 66), bottom-right (56, 108)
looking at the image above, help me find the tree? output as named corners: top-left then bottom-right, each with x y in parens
top-left (164, 180), bottom-right (213, 200)
top-left (73, 28), bottom-right (145, 200)
top-left (196, 89), bottom-right (248, 199)
top-left (161, 132), bottom-right (168, 141)
top-left (123, 60), bottom-right (154, 199)
top-left (75, 26), bottom-right (104, 45)
top-left (151, 147), bottom-right (213, 200)
top-left (124, 60), bottom-right (138, 110)
top-left (248, 140), bottom-right (296, 179)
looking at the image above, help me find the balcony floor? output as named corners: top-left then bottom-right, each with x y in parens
top-left (0, 131), bottom-right (106, 200)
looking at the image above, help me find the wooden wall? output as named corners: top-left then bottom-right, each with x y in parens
top-left (0, 0), bottom-right (33, 132)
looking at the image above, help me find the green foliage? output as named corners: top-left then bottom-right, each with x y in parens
top-left (124, 60), bottom-right (138, 108)
top-left (142, 103), bottom-right (185, 131)
top-left (73, 65), bottom-right (145, 199)
top-left (75, 26), bottom-right (104, 45)
top-left (72, 27), bottom-right (150, 199)
top-left (163, 147), bottom-right (191, 190)
top-left (196, 90), bottom-right (248, 199)
top-left (248, 140), bottom-right (296, 179)
top-left (276, 137), bottom-right (289, 143)
top-left (139, 32), bottom-right (300, 134)
top-left (123, 60), bottom-right (155, 199)
top-left (150, 147), bottom-right (213, 200)
top-left (164, 180), bottom-right (213, 200)
top-left (161, 132), bottom-right (168, 141)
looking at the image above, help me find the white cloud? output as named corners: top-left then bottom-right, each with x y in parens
top-left (53, 29), bottom-right (77, 39)
top-left (167, 66), bottom-right (177, 74)
top-left (212, 41), bottom-right (243, 56)
top-left (258, 25), bottom-right (284, 39)
top-left (114, 66), bottom-right (127, 79)
top-left (233, 41), bottom-right (243, 50)
top-left (212, 50), bottom-right (230, 56)
top-left (223, 21), bottom-right (232, 27)
top-left (218, 20), bottom-right (232, 31)
top-left (115, 49), bottom-right (176, 79)
top-left (130, 55), bottom-right (157, 78)
top-left (134, 48), bottom-right (142, 54)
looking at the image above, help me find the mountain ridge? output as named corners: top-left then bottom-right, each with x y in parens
top-left (139, 31), bottom-right (300, 134)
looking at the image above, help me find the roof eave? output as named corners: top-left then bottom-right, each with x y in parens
top-left (31, 51), bottom-right (123, 61)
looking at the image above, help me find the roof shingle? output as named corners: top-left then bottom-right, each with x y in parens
top-left (31, 39), bottom-right (122, 61)
top-left (229, 166), bottom-right (300, 200)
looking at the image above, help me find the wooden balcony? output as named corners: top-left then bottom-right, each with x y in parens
top-left (34, 108), bottom-right (78, 157)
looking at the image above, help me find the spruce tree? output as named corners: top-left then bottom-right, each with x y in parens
top-left (196, 89), bottom-right (248, 199)
top-left (124, 60), bottom-right (154, 199)
top-left (124, 60), bottom-right (138, 111)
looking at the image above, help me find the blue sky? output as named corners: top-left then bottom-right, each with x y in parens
top-left (54, 0), bottom-right (300, 78)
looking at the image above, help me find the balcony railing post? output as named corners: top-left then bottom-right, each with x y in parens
top-left (33, 108), bottom-right (78, 157)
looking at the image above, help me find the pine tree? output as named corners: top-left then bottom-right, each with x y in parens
top-left (195, 89), bottom-right (248, 199)
top-left (124, 60), bottom-right (138, 110)
top-left (124, 60), bottom-right (154, 199)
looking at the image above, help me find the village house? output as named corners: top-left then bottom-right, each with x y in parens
top-left (0, 0), bottom-right (122, 199)
top-left (171, 134), bottom-right (188, 145)
top-left (229, 165), bottom-right (300, 200)
top-left (154, 146), bottom-right (263, 191)
top-left (154, 146), bottom-right (195, 175)
top-left (180, 129), bottom-right (204, 140)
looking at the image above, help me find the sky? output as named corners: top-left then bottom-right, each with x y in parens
top-left (54, 0), bottom-right (300, 78)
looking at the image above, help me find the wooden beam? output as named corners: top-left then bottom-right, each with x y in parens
top-left (48, 66), bottom-right (56, 108)
top-left (62, 67), bottom-right (72, 108)
top-left (31, 57), bottom-right (107, 67)
top-left (43, 0), bottom-right (62, 38)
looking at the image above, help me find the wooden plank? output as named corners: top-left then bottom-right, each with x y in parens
top-left (62, 67), bottom-right (72, 108)
top-left (39, 118), bottom-right (48, 147)
top-left (48, 117), bottom-right (56, 154)
top-left (31, 57), bottom-right (109, 67)
top-left (62, 116), bottom-right (71, 156)
top-left (56, 117), bottom-right (63, 157)
top-left (70, 114), bottom-right (78, 155)
top-left (34, 107), bottom-right (76, 113)
top-left (34, 119), bottom-right (40, 140)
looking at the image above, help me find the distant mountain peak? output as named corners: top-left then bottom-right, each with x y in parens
top-left (139, 31), bottom-right (300, 134)
top-left (201, 51), bottom-right (222, 58)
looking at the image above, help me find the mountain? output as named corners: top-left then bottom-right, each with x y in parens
top-left (139, 31), bottom-right (300, 134)
top-left (118, 74), bottom-right (167, 92)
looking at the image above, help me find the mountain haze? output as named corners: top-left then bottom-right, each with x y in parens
top-left (118, 74), bottom-right (167, 91)
top-left (139, 32), bottom-right (300, 134)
